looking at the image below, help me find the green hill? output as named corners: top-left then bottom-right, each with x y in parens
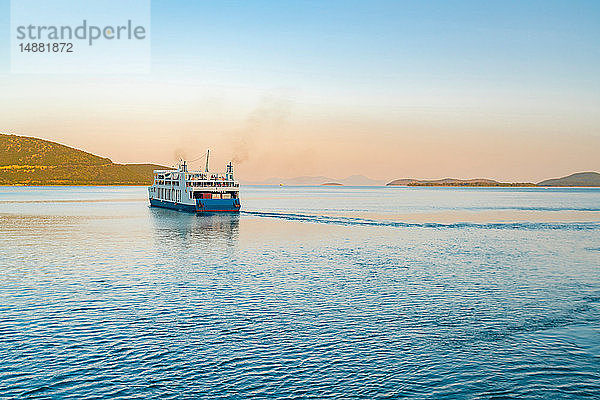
top-left (0, 133), bottom-right (167, 185)
top-left (538, 172), bottom-right (600, 187)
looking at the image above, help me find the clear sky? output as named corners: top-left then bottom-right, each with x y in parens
top-left (1, 0), bottom-right (599, 181)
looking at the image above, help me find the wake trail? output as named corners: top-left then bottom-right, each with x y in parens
top-left (241, 211), bottom-right (600, 231)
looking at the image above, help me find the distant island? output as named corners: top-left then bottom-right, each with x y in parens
top-left (387, 173), bottom-right (600, 187)
top-left (386, 178), bottom-right (537, 187)
top-left (321, 182), bottom-right (343, 186)
top-left (538, 172), bottom-right (600, 187)
top-left (0, 134), bottom-right (166, 185)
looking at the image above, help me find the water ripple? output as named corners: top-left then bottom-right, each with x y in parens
top-left (1, 186), bottom-right (599, 399)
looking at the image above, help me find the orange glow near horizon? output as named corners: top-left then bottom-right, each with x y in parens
top-left (1, 75), bottom-right (598, 183)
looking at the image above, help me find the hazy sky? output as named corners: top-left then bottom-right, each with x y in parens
top-left (1, 0), bottom-right (599, 181)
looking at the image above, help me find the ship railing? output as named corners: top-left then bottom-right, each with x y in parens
top-left (186, 181), bottom-right (239, 188)
top-left (186, 173), bottom-right (234, 181)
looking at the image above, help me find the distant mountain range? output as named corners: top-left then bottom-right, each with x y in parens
top-left (0, 134), bottom-right (165, 185)
top-left (245, 175), bottom-right (386, 186)
top-left (1, 133), bottom-right (599, 187)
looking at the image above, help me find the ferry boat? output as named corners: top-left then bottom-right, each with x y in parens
top-left (148, 151), bottom-right (240, 213)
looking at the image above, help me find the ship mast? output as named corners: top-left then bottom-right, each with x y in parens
top-left (205, 149), bottom-right (210, 172)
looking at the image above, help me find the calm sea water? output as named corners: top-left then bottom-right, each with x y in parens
top-left (1, 186), bottom-right (599, 399)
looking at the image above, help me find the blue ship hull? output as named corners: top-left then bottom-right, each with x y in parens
top-left (150, 198), bottom-right (240, 213)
